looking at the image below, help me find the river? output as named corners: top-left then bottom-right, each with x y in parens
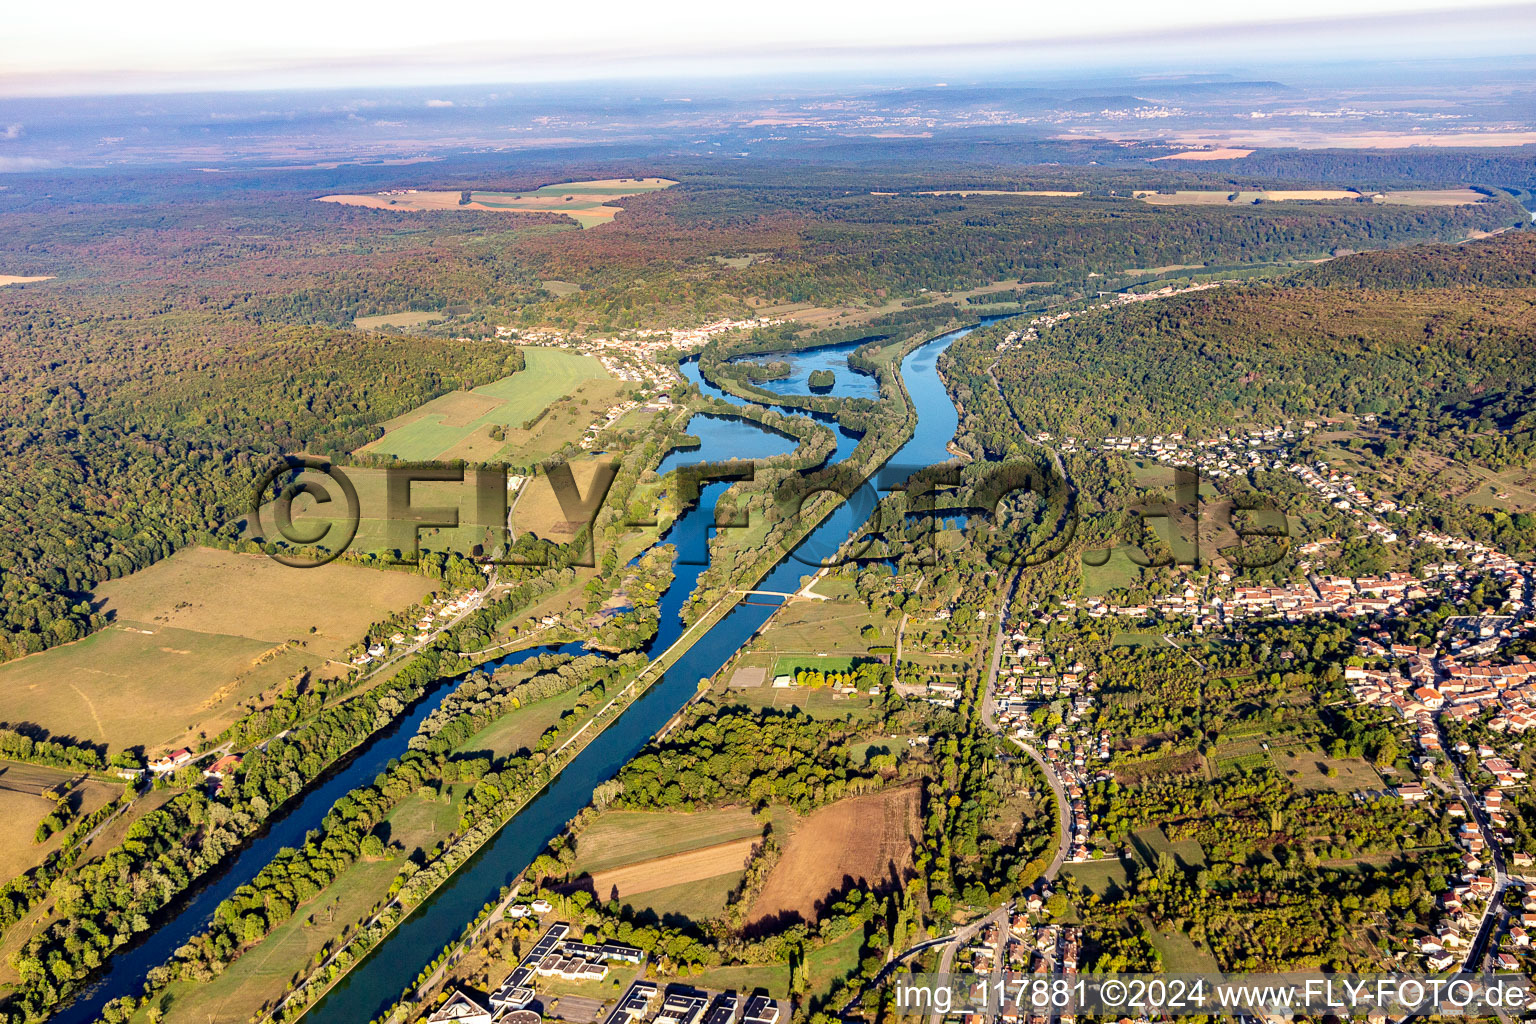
top-left (725, 338), bottom-right (882, 401)
top-left (53, 318), bottom-right (990, 1024)
top-left (297, 320), bottom-right (992, 1024)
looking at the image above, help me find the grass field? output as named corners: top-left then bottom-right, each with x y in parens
top-left (693, 928), bottom-right (862, 1002)
top-left (94, 546), bottom-right (435, 660)
top-left (461, 686), bottom-right (585, 759)
top-left (573, 808), bottom-right (762, 874)
top-left (0, 762), bottom-right (118, 886)
top-left (1127, 826), bottom-right (1207, 872)
top-left (146, 785), bottom-right (465, 1024)
top-left (735, 597), bottom-right (895, 666)
top-left (361, 347), bottom-right (611, 462)
top-left (1080, 547), bottom-right (1143, 597)
top-left (513, 457), bottom-right (620, 544)
top-left (1270, 743), bottom-right (1383, 793)
top-left (0, 546), bottom-right (434, 753)
top-left (720, 683), bottom-right (881, 721)
top-left (747, 786), bottom-right (919, 929)
top-left (316, 178), bottom-right (677, 228)
top-left (0, 625), bottom-right (312, 753)
top-left (1063, 857), bottom-right (1133, 897)
top-left (1146, 919), bottom-right (1220, 971)
top-left (353, 310), bottom-right (445, 330)
top-left (1068, 826), bottom-right (1207, 898)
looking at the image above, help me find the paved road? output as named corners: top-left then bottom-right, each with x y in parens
top-left (1009, 740), bottom-right (1072, 882)
top-left (929, 906), bottom-right (1010, 1024)
top-left (1437, 720), bottom-right (1508, 973)
top-left (978, 581), bottom-right (1071, 883)
top-left (839, 931), bottom-right (959, 1016)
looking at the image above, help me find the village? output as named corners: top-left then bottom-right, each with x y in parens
top-left (495, 317), bottom-right (783, 451)
top-left (991, 282), bottom-right (1223, 355)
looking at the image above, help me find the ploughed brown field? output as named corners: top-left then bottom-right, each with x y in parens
top-left (747, 785), bottom-right (920, 928)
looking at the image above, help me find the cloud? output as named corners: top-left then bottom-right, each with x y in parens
top-left (424, 98), bottom-right (454, 107)
top-left (1, 123), bottom-right (21, 140)
top-left (0, 156), bottom-right (54, 171)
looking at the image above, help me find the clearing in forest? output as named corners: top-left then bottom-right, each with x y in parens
top-left (359, 347), bottom-right (610, 462)
top-left (315, 178), bottom-right (677, 227)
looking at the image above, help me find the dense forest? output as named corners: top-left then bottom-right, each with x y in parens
top-left (0, 158), bottom-right (1525, 659)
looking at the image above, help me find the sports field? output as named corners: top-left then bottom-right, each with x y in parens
top-left (315, 178), bottom-right (677, 228)
top-left (360, 347), bottom-right (611, 462)
top-left (0, 547), bottom-right (435, 753)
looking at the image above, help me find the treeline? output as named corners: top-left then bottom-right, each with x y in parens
top-left (411, 653), bottom-right (634, 758)
top-left (0, 647), bottom-right (460, 1020)
top-left (0, 729), bottom-right (114, 772)
top-left (612, 702), bottom-right (896, 812)
top-left (0, 295), bottom-right (524, 662)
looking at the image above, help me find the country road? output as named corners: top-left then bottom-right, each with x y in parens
top-left (928, 905), bottom-right (1010, 1024)
top-left (1008, 739), bottom-right (1073, 882)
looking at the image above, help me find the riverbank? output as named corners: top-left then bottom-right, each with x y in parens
top-left (283, 320), bottom-right (986, 1024)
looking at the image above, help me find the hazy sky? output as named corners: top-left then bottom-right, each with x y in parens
top-left (3, 0), bottom-right (1534, 95)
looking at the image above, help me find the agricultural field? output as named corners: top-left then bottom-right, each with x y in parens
top-left (0, 547), bottom-right (434, 753)
top-left (359, 347), bottom-right (613, 462)
top-left (1134, 188), bottom-right (1487, 206)
top-left (353, 310), bottom-right (445, 330)
top-left (0, 762), bottom-right (119, 885)
top-left (746, 786), bottom-right (920, 929)
top-left (572, 808), bottom-right (762, 873)
top-left (315, 178), bottom-right (677, 228)
top-left (568, 807), bottom-right (763, 920)
top-left (0, 275), bottom-right (55, 286)
top-left (1149, 148), bottom-right (1255, 160)
top-left (912, 190), bottom-right (1084, 197)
